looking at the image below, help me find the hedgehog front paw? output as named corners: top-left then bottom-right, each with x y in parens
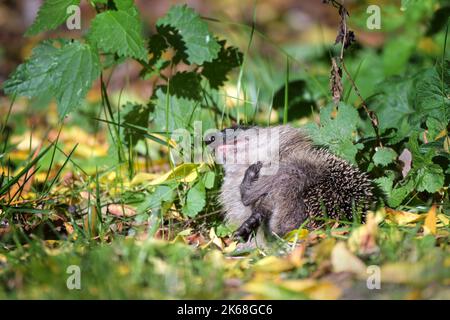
top-left (244, 161), bottom-right (263, 183)
top-left (234, 224), bottom-right (254, 242)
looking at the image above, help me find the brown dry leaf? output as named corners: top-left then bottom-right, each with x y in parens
top-left (63, 222), bottom-right (74, 234)
top-left (253, 256), bottom-right (295, 273)
top-left (423, 205), bottom-right (437, 235)
top-left (348, 210), bottom-right (384, 255)
top-left (108, 204), bottom-right (137, 217)
top-left (385, 208), bottom-right (424, 226)
top-left (330, 57), bottom-right (343, 105)
top-left (201, 228), bottom-right (224, 250)
top-left (288, 244), bottom-right (306, 268)
top-left (331, 242), bottom-right (366, 275)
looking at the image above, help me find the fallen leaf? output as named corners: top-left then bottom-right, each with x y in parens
top-left (423, 205), bottom-right (437, 235)
top-left (281, 279), bottom-right (342, 300)
top-left (331, 242), bottom-right (366, 275)
top-left (380, 262), bottom-right (427, 285)
top-left (348, 210), bottom-right (384, 255)
top-left (288, 244), bottom-right (306, 268)
top-left (253, 256), bottom-right (295, 273)
top-left (108, 204), bottom-right (137, 217)
top-left (385, 208), bottom-right (424, 226)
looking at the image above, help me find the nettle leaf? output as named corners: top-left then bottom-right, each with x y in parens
top-left (415, 61), bottom-right (450, 121)
top-left (201, 40), bottom-right (243, 89)
top-left (112, 0), bottom-right (134, 10)
top-left (370, 62), bottom-right (450, 143)
top-left (156, 4), bottom-right (220, 65)
top-left (388, 179), bottom-right (415, 207)
top-left (87, 7), bottom-right (147, 60)
top-left (182, 181), bottom-right (206, 217)
top-left (151, 88), bottom-right (201, 132)
top-left (3, 41), bottom-right (58, 98)
top-left (306, 103), bottom-right (363, 163)
top-left (118, 102), bottom-right (150, 147)
top-left (4, 40), bottom-right (100, 117)
top-left (26, 0), bottom-right (81, 36)
top-left (169, 72), bottom-right (202, 101)
top-left (373, 147), bottom-right (397, 166)
top-left (407, 134), bottom-right (445, 193)
top-left (368, 76), bottom-right (418, 142)
top-left (415, 165), bottom-right (445, 193)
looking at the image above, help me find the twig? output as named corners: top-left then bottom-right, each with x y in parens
top-left (324, 0), bottom-right (383, 147)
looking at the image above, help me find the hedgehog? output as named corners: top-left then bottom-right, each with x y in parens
top-left (205, 125), bottom-right (375, 245)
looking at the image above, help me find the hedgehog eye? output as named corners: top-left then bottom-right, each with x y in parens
top-left (205, 134), bottom-right (216, 145)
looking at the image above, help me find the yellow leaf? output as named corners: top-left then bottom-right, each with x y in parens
top-left (331, 242), bottom-right (366, 275)
top-left (380, 262), bottom-right (427, 285)
top-left (281, 279), bottom-right (342, 300)
top-left (253, 256), bottom-right (295, 273)
top-left (437, 214), bottom-right (449, 227)
top-left (223, 241), bottom-right (238, 254)
top-left (348, 210), bottom-right (383, 255)
top-left (284, 228), bottom-right (309, 242)
top-left (385, 208), bottom-right (424, 226)
top-left (148, 163), bottom-right (204, 186)
top-left (423, 205), bottom-right (437, 235)
top-left (130, 172), bottom-right (160, 186)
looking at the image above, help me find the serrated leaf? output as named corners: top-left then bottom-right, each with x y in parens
top-left (182, 181), bottom-right (206, 217)
top-left (373, 147), bottom-right (397, 166)
top-left (117, 102), bottom-right (150, 147)
top-left (305, 103), bottom-right (362, 163)
top-left (201, 40), bottom-right (243, 88)
top-left (3, 41), bottom-right (58, 98)
top-left (157, 5), bottom-right (220, 65)
top-left (168, 72), bottom-right (202, 100)
top-left (87, 8), bottom-right (147, 60)
top-left (54, 42), bottom-right (101, 116)
top-left (415, 164), bottom-right (444, 193)
top-left (113, 0), bottom-right (134, 10)
top-left (4, 40), bottom-right (101, 117)
top-left (26, 0), bottom-right (81, 36)
top-left (151, 88), bottom-right (201, 132)
top-left (388, 179), bottom-right (415, 207)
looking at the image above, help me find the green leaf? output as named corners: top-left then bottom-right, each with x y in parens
top-left (87, 8), bottom-right (147, 60)
top-left (305, 103), bottom-right (363, 163)
top-left (415, 62), bottom-right (450, 121)
top-left (113, 0), bottom-right (135, 10)
top-left (169, 72), bottom-right (202, 100)
top-left (156, 4), bottom-right (220, 65)
top-left (26, 0), bottom-right (81, 36)
top-left (118, 102), bottom-right (150, 147)
top-left (4, 40), bottom-right (101, 117)
top-left (137, 185), bottom-right (175, 214)
top-left (3, 41), bottom-right (58, 98)
top-left (151, 88), bottom-right (201, 132)
top-left (406, 134), bottom-right (445, 193)
top-left (202, 171), bottom-right (215, 189)
top-left (373, 147), bottom-right (397, 166)
top-left (415, 165), bottom-right (445, 193)
top-left (388, 179), bottom-right (415, 207)
top-left (182, 181), bottom-right (206, 217)
top-left (201, 40), bottom-right (243, 88)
